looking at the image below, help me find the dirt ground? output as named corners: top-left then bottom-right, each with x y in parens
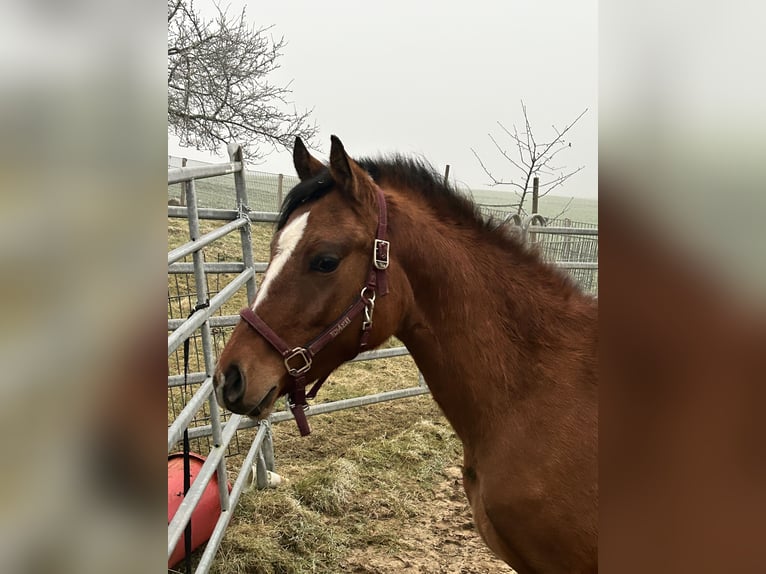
top-left (341, 464), bottom-right (515, 574)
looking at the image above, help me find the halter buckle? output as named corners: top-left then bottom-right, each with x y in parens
top-left (284, 347), bottom-right (312, 376)
top-left (373, 239), bottom-right (390, 270)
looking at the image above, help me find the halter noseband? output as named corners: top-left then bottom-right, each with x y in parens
top-left (239, 184), bottom-right (390, 436)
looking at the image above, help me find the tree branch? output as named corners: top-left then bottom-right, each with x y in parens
top-left (167, 0), bottom-right (317, 157)
top-left (471, 103), bottom-right (588, 215)
top-left (548, 197), bottom-right (575, 221)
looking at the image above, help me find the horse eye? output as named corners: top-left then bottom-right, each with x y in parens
top-left (309, 254), bottom-right (340, 273)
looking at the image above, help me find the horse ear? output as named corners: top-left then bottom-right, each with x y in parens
top-left (329, 135), bottom-right (353, 187)
top-left (293, 137), bottom-right (324, 181)
top-left (329, 134), bottom-right (368, 202)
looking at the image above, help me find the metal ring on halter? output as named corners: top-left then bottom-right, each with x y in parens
top-left (360, 286), bottom-right (377, 304)
top-left (361, 286), bottom-right (376, 330)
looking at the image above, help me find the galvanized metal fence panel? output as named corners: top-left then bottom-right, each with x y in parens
top-left (167, 144), bottom-right (263, 571)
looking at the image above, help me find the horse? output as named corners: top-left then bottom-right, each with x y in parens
top-left (214, 136), bottom-right (598, 573)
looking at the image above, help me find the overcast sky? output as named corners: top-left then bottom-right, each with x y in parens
top-left (168, 0), bottom-right (597, 199)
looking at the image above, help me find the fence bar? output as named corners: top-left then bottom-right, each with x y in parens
top-left (168, 268), bottom-right (253, 355)
top-left (169, 261), bottom-right (245, 274)
top-left (246, 211), bottom-right (280, 223)
top-left (168, 162), bottom-right (242, 184)
top-left (186, 385), bottom-right (431, 440)
top-left (167, 377), bottom-right (215, 452)
top-left (167, 414), bottom-right (243, 559)
top-left (526, 226), bottom-right (598, 236)
top-left (168, 371), bottom-right (207, 387)
top-left (168, 206), bottom-right (279, 223)
top-left (270, 386), bottom-right (431, 423)
top-left (554, 261), bottom-right (599, 269)
top-left (169, 206), bottom-right (237, 221)
top-left (194, 423), bottom-right (269, 573)
top-left (169, 345), bottom-right (413, 385)
top-left (351, 346), bottom-right (410, 362)
top-left (168, 216), bottom-right (249, 266)
top-left (168, 313), bottom-right (241, 332)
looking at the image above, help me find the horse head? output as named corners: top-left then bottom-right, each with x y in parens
top-left (214, 136), bottom-right (405, 428)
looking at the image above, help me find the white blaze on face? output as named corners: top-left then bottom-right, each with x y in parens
top-left (253, 211), bottom-right (310, 310)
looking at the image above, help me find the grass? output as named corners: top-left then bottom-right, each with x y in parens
top-left (201, 413), bottom-right (463, 574)
top-left (209, 490), bottom-right (345, 574)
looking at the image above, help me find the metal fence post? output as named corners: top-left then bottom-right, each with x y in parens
top-left (261, 420), bottom-right (275, 472)
top-left (254, 422), bottom-right (274, 489)
top-left (184, 178), bottom-right (231, 513)
top-left (228, 143), bottom-right (257, 306)
top-left (180, 157), bottom-right (187, 205)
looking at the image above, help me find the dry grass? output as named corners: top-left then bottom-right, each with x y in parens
top-left (201, 406), bottom-right (464, 574)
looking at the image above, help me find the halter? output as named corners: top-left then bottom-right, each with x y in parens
top-left (239, 184), bottom-right (390, 436)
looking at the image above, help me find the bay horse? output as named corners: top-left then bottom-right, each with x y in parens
top-left (215, 136), bottom-right (598, 573)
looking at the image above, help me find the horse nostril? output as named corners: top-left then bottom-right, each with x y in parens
top-left (223, 365), bottom-right (245, 405)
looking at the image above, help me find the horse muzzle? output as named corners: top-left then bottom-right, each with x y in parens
top-left (215, 364), bottom-right (278, 418)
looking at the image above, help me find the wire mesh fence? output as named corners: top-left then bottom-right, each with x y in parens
top-left (531, 217), bottom-right (598, 294)
top-left (475, 208), bottom-right (598, 295)
top-left (168, 156), bottom-right (298, 212)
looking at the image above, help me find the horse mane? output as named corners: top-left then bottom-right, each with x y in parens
top-left (359, 155), bottom-right (497, 227)
top-left (358, 156), bottom-right (575, 282)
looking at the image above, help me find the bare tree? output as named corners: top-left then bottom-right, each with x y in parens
top-left (471, 102), bottom-right (587, 217)
top-left (168, 0), bottom-right (317, 158)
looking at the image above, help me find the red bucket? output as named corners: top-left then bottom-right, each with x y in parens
top-left (168, 452), bottom-right (231, 568)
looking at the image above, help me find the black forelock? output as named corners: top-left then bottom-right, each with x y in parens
top-left (276, 169), bottom-right (333, 230)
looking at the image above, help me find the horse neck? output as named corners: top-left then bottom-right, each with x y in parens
top-left (388, 191), bottom-right (594, 445)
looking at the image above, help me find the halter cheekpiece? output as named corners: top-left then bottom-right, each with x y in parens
top-left (239, 184), bottom-right (390, 436)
